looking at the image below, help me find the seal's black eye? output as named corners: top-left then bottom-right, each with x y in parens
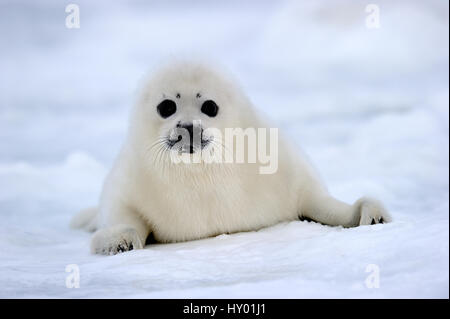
top-left (201, 100), bottom-right (219, 117)
top-left (157, 99), bottom-right (177, 118)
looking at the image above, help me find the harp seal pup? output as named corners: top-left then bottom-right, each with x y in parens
top-left (71, 62), bottom-right (391, 255)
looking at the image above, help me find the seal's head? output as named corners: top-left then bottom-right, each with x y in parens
top-left (130, 62), bottom-right (253, 168)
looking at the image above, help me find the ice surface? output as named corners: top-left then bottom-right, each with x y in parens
top-left (0, 0), bottom-right (448, 298)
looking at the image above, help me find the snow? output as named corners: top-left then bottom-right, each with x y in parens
top-left (0, 0), bottom-right (448, 298)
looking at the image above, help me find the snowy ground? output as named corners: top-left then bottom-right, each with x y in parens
top-left (0, 0), bottom-right (448, 298)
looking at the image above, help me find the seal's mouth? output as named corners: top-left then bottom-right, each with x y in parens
top-left (166, 122), bottom-right (213, 154)
top-left (166, 136), bottom-right (212, 154)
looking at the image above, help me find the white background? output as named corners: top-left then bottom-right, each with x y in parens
top-left (0, 0), bottom-right (448, 298)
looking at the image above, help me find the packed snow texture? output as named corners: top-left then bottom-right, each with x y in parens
top-left (0, 0), bottom-right (448, 298)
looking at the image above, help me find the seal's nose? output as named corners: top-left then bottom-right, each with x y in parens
top-left (176, 122), bottom-right (194, 140)
top-left (176, 122), bottom-right (203, 153)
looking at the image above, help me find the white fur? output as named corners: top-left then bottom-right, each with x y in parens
top-left (71, 62), bottom-right (391, 255)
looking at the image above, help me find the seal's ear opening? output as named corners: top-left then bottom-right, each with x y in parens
top-left (157, 99), bottom-right (177, 118)
top-left (201, 100), bottom-right (219, 117)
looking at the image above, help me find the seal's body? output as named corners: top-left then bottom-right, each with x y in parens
top-left (71, 62), bottom-right (391, 255)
